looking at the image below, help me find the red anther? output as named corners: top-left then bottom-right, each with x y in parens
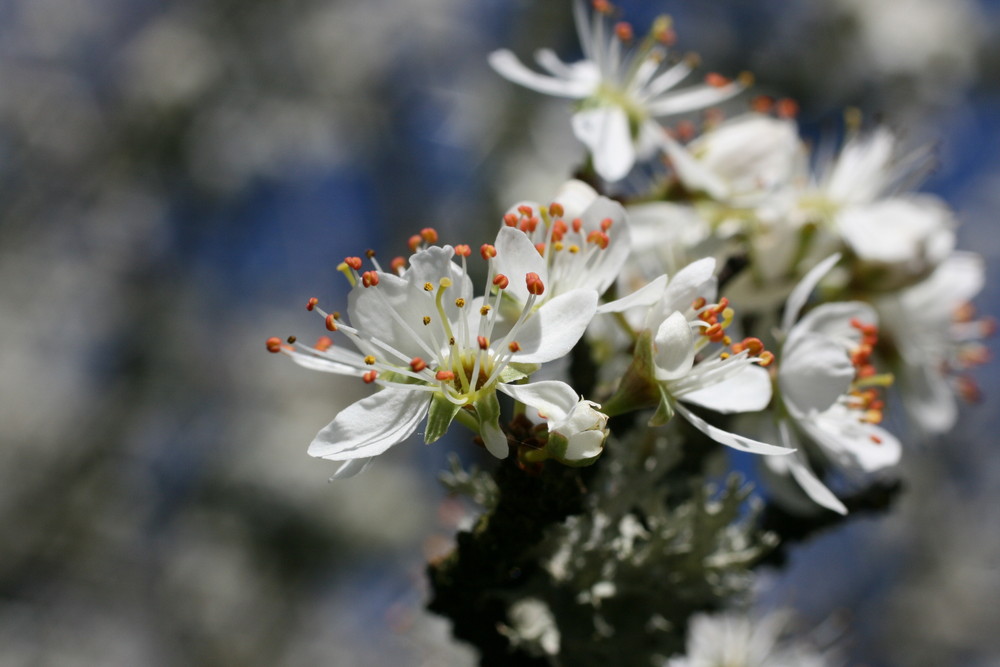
top-left (704, 323), bottom-right (722, 338)
top-left (325, 314), bottom-right (338, 331)
top-left (600, 217), bottom-right (614, 232)
top-left (306, 297), bottom-right (319, 311)
top-left (870, 434), bottom-right (883, 444)
top-left (675, 120), bottom-right (696, 142)
top-left (587, 230), bottom-right (609, 249)
top-left (361, 270), bottom-right (380, 288)
top-left (699, 310), bottom-right (718, 324)
top-left (614, 21), bottom-right (634, 42)
top-left (454, 244), bottom-right (471, 257)
top-left (862, 408), bottom-right (884, 425)
top-left (408, 234), bottom-right (422, 252)
top-left (953, 302), bottom-right (976, 322)
top-left (266, 337), bottom-right (283, 353)
top-left (315, 336), bottom-right (333, 351)
top-left (776, 98), bottom-right (799, 118)
top-left (592, 0), bottom-right (612, 15)
top-left (713, 297), bottom-right (730, 314)
top-left (741, 337), bottom-right (764, 356)
top-left (959, 345), bottom-right (992, 367)
top-left (420, 227), bottom-right (438, 244)
top-left (493, 274), bottom-right (509, 290)
top-left (982, 317), bottom-right (997, 337)
top-left (851, 344), bottom-right (873, 366)
top-left (517, 204), bottom-right (534, 217)
top-left (508, 341), bottom-right (521, 353)
top-left (503, 212), bottom-right (519, 227)
top-left (549, 202), bottom-right (564, 218)
top-left (344, 257), bottom-right (363, 271)
top-left (758, 350), bottom-right (775, 367)
top-left (691, 297), bottom-right (707, 310)
top-left (477, 335), bottom-right (489, 350)
top-left (520, 216), bottom-right (539, 233)
top-left (391, 256), bottom-right (406, 273)
top-left (480, 243), bottom-right (497, 260)
top-left (363, 370), bottom-right (378, 384)
top-left (857, 364), bottom-right (876, 379)
top-left (552, 219), bottom-right (568, 238)
top-left (870, 399), bottom-right (885, 412)
top-left (957, 377), bottom-right (982, 403)
top-left (535, 242), bottom-right (547, 256)
top-left (526, 272), bottom-right (545, 296)
top-left (435, 370), bottom-right (455, 381)
top-left (410, 357), bottom-right (427, 372)
top-left (572, 218), bottom-right (583, 233)
top-left (705, 72), bottom-right (730, 88)
top-left (750, 95), bottom-right (774, 113)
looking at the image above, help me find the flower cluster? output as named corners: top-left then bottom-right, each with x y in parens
top-left (267, 2), bottom-right (991, 663)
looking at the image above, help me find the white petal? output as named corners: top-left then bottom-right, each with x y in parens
top-left (597, 274), bottom-right (668, 314)
top-left (660, 257), bottom-right (717, 315)
top-left (837, 196), bottom-right (955, 266)
top-left (512, 288), bottom-right (597, 363)
top-left (677, 364), bottom-right (772, 413)
top-left (673, 401), bottom-right (794, 455)
top-left (660, 134), bottom-right (729, 200)
top-left (576, 196), bottom-right (631, 295)
top-left (488, 49), bottom-right (592, 98)
top-left (779, 332), bottom-right (854, 417)
top-left (801, 407), bottom-right (902, 472)
top-left (480, 419), bottom-right (510, 459)
top-left (653, 311), bottom-right (695, 380)
top-left (786, 451), bottom-right (848, 515)
top-left (553, 179), bottom-right (599, 218)
top-left (330, 457), bottom-right (374, 480)
top-left (308, 387), bottom-right (429, 460)
top-left (792, 301), bottom-right (877, 348)
top-left (781, 253), bottom-right (842, 332)
top-left (899, 362), bottom-right (958, 434)
top-left (825, 127), bottom-right (895, 205)
top-left (494, 226), bottom-right (548, 305)
top-left (498, 380), bottom-right (577, 422)
top-left (645, 81), bottom-right (745, 116)
top-left (572, 107), bottom-right (636, 182)
top-left (285, 347), bottom-right (365, 376)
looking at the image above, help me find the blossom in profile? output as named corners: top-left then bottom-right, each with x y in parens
top-left (877, 251), bottom-right (992, 434)
top-left (503, 380), bottom-right (609, 466)
top-left (488, 0), bottom-right (747, 182)
top-left (268, 236), bottom-right (599, 477)
top-left (597, 258), bottom-right (789, 456)
top-left (493, 180), bottom-right (630, 307)
top-left (765, 254), bottom-right (901, 515)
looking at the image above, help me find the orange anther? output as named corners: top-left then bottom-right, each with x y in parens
top-left (344, 257), bottom-right (362, 271)
top-left (548, 202), bottom-right (564, 218)
top-left (692, 297), bottom-right (707, 310)
top-left (572, 218), bottom-right (583, 233)
top-left (705, 72), bottom-right (730, 87)
top-left (420, 228), bottom-right (438, 244)
top-left (535, 242), bottom-right (547, 256)
top-left (586, 230), bottom-right (609, 249)
top-left (493, 274), bottom-right (509, 290)
top-left (266, 337), bottom-right (283, 353)
top-left (325, 314), bottom-right (338, 331)
top-left (758, 350), bottom-right (775, 367)
top-left (600, 217), bottom-right (614, 232)
top-left (870, 434), bottom-right (883, 444)
top-left (410, 357), bottom-right (427, 372)
top-left (526, 272), bottom-right (545, 296)
top-left (306, 297), bottom-right (319, 311)
top-left (391, 256), bottom-right (406, 273)
top-left (435, 370), bottom-right (455, 381)
top-left (478, 335), bottom-right (489, 350)
top-left (508, 341), bottom-right (521, 353)
top-left (615, 21), bottom-right (634, 42)
top-left (750, 95), bottom-right (774, 113)
top-left (361, 270), bottom-right (380, 288)
top-left (315, 336), bottom-right (333, 351)
top-left (592, 0), bottom-right (612, 15)
top-left (408, 234), bottom-right (422, 252)
top-left (776, 98), bottom-right (799, 118)
top-left (675, 120), bottom-right (696, 142)
top-left (480, 244), bottom-right (497, 260)
top-left (517, 204), bottom-right (534, 217)
top-left (363, 370), bottom-right (378, 384)
top-left (503, 213), bottom-right (518, 227)
top-left (454, 244), bottom-right (471, 257)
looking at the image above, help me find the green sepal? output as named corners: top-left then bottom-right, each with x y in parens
top-left (601, 328), bottom-right (660, 417)
top-left (425, 393), bottom-right (463, 444)
top-left (648, 386), bottom-right (675, 426)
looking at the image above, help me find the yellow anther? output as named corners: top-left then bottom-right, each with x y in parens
top-left (364, 355), bottom-right (376, 365)
top-left (455, 298), bottom-right (466, 308)
top-left (424, 282), bottom-right (434, 292)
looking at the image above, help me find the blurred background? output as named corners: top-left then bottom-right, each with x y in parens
top-left (0, 0), bottom-right (998, 664)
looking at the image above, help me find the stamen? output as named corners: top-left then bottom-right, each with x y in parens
top-left (363, 370), bottom-right (378, 384)
top-left (776, 98), bottom-right (798, 118)
top-left (390, 256), bottom-right (406, 274)
top-left (410, 357), bottom-right (427, 372)
top-left (454, 244), bottom-right (471, 257)
top-left (364, 355), bottom-right (376, 365)
top-left (325, 315), bottom-right (338, 331)
top-left (509, 341), bottom-right (521, 352)
top-left (408, 235), bottom-right (422, 252)
top-left (344, 257), bottom-right (362, 271)
top-left (266, 337), bottom-right (283, 353)
top-left (549, 202), bottom-right (564, 218)
top-left (306, 297), bottom-right (319, 311)
top-left (478, 336), bottom-right (489, 350)
top-left (526, 272), bottom-right (545, 295)
top-left (420, 228), bottom-right (438, 244)
top-left (361, 271), bottom-right (379, 288)
top-left (436, 370), bottom-right (455, 381)
top-left (503, 213), bottom-right (518, 227)
top-left (481, 244), bottom-right (497, 260)
top-left (615, 21), bottom-right (634, 42)
top-left (493, 274), bottom-right (509, 290)
top-left (315, 336), bottom-right (333, 351)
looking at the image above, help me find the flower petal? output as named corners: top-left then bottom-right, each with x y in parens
top-left (801, 406), bottom-right (902, 472)
top-left (781, 253), bottom-right (842, 332)
top-left (779, 332), bottom-right (854, 417)
top-left (571, 106), bottom-right (636, 182)
top-left (653, 311), bottom-right (696, 381)
top-left (494, 225), bottom-right (548, 305)
top-left (308, 387), bottom-right (429, 460)
top-left (511, 288), bottom-right (598, 364)
top-left (330, 457), bottom-right (374, 480)
top-left (488, 49), bottom-right (593, 98)
top-left (597, 274), bottom-right (668, 314)
top-left (498, 380), bottom-right (577, 422)
top-left (677, 364), bottom-right (772, 413)
top-left (673, 401), bottom-right (794, 455)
